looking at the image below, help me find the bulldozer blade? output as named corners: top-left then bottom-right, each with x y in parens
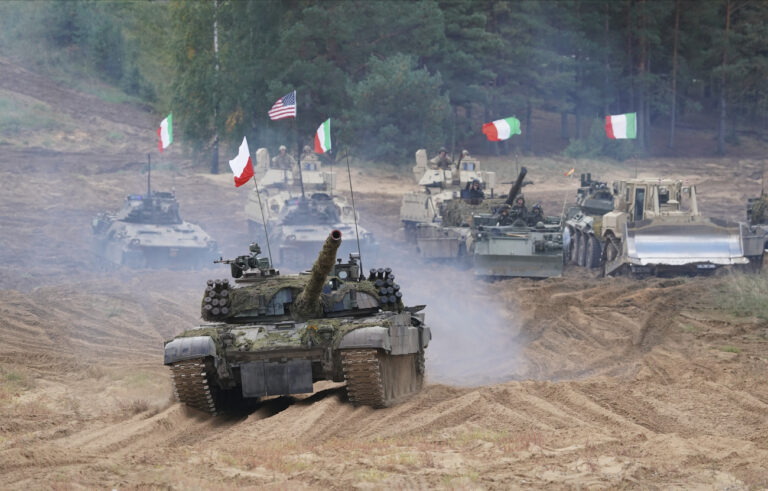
top-left (624, 219), bottom-right (749, 269)
top-left (473, 253), bottom-right (563, 278)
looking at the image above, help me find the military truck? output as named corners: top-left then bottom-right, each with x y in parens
top-left (92, 191), bottom-right (219, 269)
top-left (563, 173), bottom-right (615, 268)
top-left (565, 178), bottom-right (765, 276)
top-left (471, 167), bottom-right (564, 278)
top-left (163, 231), bottom-right (430, 414)
top-left (400, 149), bottom-right (497, 244)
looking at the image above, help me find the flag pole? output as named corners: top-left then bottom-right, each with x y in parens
top-left (292, 115), bottom-right (306, 199)
top-left (344, 146), bottom-right (363, 275)
top-left (251, 176), bottom-right (273, 267)
top-left (147, 153), bottom-right (151, 196)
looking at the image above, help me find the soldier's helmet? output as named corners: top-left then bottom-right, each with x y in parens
top-left (516, 196), bottom-right (525, 206)
top-left (279, 145), bottom-right (286, 151)
top-left (438, 147), bottom-right (447, 154)
top-left (532, 204), bottom-right (542, 213)
top-left (303, 145), bottom-right (313, 154)
top-left (462, 149), bottom-right (470, 157)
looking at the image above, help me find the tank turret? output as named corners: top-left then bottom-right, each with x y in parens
top-left (504, 166), bottom-right (529, 206)
top-left (293, 229), bottom-right (342, 318)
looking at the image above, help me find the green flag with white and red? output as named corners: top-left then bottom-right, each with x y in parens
top-left (157, 113), bottom-right (173, 152)
top-left (482, 117), bottom-right (521, 141)
top-left (314, 118), bottom-right (331, 154)
top-left (605, 113), bottom-right (636, 139)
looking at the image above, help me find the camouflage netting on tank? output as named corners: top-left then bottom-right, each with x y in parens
top-left (751, 196), bottom-right (768, 225)
top-left (441, 198), bottom-right (505, 227)
top-left (200, 276), bottom-right (310, 321)
top-left (320, 281), bottom-right (381, 311)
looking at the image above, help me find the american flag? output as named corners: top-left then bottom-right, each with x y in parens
top-left (268, 91), bottom-right (296, 120)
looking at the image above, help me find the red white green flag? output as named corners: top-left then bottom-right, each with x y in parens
top-left (157, 113), bottom-right (172, 152)
top-left (228, 137), bottom-right (254, 187)
top-left (482, 117), bottom-right (521, 141)
top-left (314, 118), bottom-right (331, 154)
top-left (605, 113), bottom-right (637, 139)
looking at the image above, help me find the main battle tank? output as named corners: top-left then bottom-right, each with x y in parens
top-left (747, 195), bottom-right (768, 254)
top-left (163, 231), bottom-right (430, 414)
top-left (472, 167), bottom-right (565, 278)
top-left (91, 191), bottom-right (219, 269)
top-left (563, 173), bottom-right (615, 268)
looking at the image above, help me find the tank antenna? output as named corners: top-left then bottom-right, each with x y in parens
top-left (344, 147), bottom-right (363, 275)
top-left (250, 176), bottom-right (273, 267)
top-left (147, 153), bottom-right (151, 196)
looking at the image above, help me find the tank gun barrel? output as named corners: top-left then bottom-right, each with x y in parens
top-left (505, 166), bottom-right (528, 206)
top-left (293, 230), bottom-right (342, 318)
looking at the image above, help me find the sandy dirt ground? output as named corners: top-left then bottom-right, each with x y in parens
top-left (1, 59), bottom-right (768, 489)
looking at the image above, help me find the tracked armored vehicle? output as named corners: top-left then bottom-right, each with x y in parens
top-left (471, 167), bottom-right (564, 278)
top-left (747, 195), bottom-right (768, 253)
top-left (271, 193), bottom-right (378, 269)
top-left (163, 231), bottom-right (430, 414)
top-left (92, 191), bottom-right (218, 269)
top-left (566, 178), bottom-right (764, 276)
top-left (400, 149), bottom-right (497, 246)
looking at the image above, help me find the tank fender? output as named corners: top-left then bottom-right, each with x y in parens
top-left (338, 322), bottom-right (425, 355)
top-left (164, 336), bottom-right (217, 366)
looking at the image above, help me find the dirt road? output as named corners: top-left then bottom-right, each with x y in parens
top-left (1, 60), bottom-right (767, 488)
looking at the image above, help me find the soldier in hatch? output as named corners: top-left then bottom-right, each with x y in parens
top-left (464, 179), bottom-right (485, 205)
top-left (511, 196), bottom-right (527, 217)
top-left (529, 203), bottom-right (544, 225)
top-left (429, 147), bottom-right (453, 170)
top-left (271, 145), bottom-right (296, 170)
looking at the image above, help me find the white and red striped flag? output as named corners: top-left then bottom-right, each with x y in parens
top-left (268, 91), bottom-right (296, 120)
top-left (228, 137), bottom-right (254, 187)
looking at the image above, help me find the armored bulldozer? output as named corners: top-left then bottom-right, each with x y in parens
top-left (400, 149), bottom-right (497, 244)
top-left (91, 191), bottom-right (219, 269)
top-left (566, 178), bottom-right (765, 276)
top-left (269, 193), bottom-right (378, 269)
top-left (163, 231), bottom-right (431, 414)
top-left (471, 167), bottom-right (564, 278)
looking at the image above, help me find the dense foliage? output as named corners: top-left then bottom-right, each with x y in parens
top-left (1, 0), bottom-right (767, 165)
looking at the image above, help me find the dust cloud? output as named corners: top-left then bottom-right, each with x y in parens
top-left (370, 238), bottom-right (524, 387)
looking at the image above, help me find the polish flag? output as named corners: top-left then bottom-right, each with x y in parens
top-left (228, 137), bottom-right (254, 187)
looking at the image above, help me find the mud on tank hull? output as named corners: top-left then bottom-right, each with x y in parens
top-left (163, 312), bottom-right (431, 414)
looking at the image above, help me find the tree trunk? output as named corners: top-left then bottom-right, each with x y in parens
top-left (718, 0), bottom-right (731, 155)
top-left (636, 0), bottom-right (647, 153)
top-left (603, 2), bottom-right (611, 116)
top-left (561, 112), bottom-right (569, 140)
top-left (669, 0), bottom-right (680, 149)
top-left (211, 0), bottom-right (220, 174)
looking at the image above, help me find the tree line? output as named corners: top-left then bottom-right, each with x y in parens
top-left (2, 0), bottom-right (767, 166)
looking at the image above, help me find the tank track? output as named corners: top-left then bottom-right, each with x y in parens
top-left (342, 349), bottom-right (424, 409)
top-left (169, 357), bottom-right (218, 415)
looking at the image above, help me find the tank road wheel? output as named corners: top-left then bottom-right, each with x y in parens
top-left (169, 357), bottom-right (222, 415)
top-left (576, 232), bottom-right (588, 267)
top-left (570, 230), bottom-right (582, 264)
top-left (585, 236), bottom-right (602, 269)
top-left (342, 349), bottom-right (424, 408)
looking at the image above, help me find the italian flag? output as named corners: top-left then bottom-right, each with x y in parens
top-left (314, 118), bottom-right (331, 154)
top-left (605, 113), bottom-right (637, 139)
top-left (157, 113), bottom-right (173, 152)
top-left (482, 117), bottom-right (521, 141)
top-left (228, 137), bottom-right (254, 187)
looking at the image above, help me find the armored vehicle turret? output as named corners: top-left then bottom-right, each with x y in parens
top-left (91, 191), bottom-right (219, 269)
top-left (163, 230), bottom-right (430, 414)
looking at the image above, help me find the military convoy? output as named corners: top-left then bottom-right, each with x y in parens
top-left (564, 177), bottom-right (764, 275)
top-left (92, 190), bottom-right (218, 269)
top-left (163, 230), bottom-right (430, 414)
top-left (244, 147), bottom-right (376, 269)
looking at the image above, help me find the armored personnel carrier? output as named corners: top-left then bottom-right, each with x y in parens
top-left (563, 174), bottom-right (615, 268)
top-left (271, 193), bottom-right (377, 268)
top-left (163, 231), bottom-right (430, 414)
top-left (91, 191), bottom-right (218, 269)
top-left (400, 149), bottom-right (497, 244)
top-left (471, 167), bottom-right (564, 278)
top-left (567, 178), bottom-right (764, 276)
